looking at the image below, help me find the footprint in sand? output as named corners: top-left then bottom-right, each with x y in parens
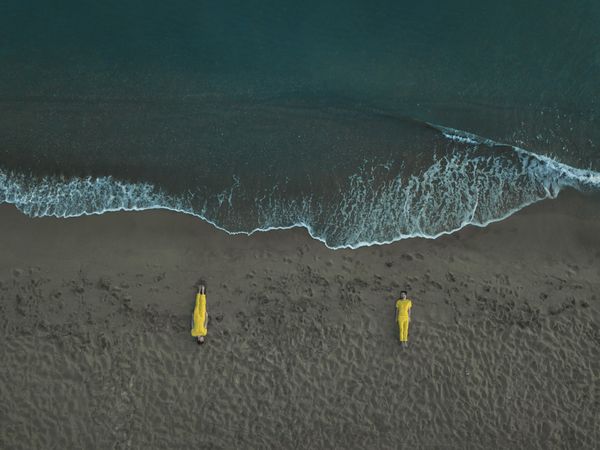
top-left (97, 277), bottom-right (112, 291)
top-left (429, 280), bottom-right (443, 290)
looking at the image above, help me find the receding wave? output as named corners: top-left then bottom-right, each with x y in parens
top-left (1, 125), bottom-right (598, 249)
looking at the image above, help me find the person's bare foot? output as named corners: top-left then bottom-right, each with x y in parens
top-left (198, 285), bottom-right (205, 294)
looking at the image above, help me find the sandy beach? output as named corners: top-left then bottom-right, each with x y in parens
top-left (0, 188), bottom-right (599, 449)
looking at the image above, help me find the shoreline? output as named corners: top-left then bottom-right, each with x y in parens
top-left (1, 189), bottom-right (599, 448)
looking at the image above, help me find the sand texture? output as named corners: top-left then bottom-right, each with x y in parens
top-left (0, 189), bottom-right (599, 449)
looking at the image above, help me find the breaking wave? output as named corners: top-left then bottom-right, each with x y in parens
top-left (1, 126), bottom-right (598, 249)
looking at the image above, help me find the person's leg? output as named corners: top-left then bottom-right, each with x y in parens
top-left (400, 318), bottom-right (409, 343)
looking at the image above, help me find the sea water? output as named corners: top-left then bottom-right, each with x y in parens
top-left (1, 0), bottom-right (599, 248)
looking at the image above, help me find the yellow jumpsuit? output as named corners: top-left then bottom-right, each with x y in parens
top-left (396, 299), bottom-right (412, 342)
top-left (191, 293), bottom-right (207, 337)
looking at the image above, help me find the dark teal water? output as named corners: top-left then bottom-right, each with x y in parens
top-left (1, 0), bottom-right (599, 247)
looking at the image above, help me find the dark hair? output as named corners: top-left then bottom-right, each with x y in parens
top-left (400, 290), bottom-right (408, 296)
top-left (197, 337), bottom-right (205, 345)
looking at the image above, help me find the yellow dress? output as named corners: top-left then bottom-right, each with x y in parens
top-left (396, 299), bottom-right (412, 342)
top-left (191, 293), bottom-right (207, 337)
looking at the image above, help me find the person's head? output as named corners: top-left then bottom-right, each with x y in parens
top-left (400, 290), bottom-right (408, 299)
top-left (197, 336), bottom-right (205, 345)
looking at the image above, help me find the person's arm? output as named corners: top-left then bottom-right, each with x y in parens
top-left (204, 311), bottom-right (208, 329)
top-left (395, 304), bottom-right (398, 322)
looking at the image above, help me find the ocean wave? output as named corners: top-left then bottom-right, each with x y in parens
top-left (1, 127), bottom-right (599, 249)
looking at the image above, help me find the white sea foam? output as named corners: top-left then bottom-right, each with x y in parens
top-left (1, 128), bottom-right (598, 249)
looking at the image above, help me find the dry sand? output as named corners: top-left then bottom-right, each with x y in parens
top-left (0, 189), bottom-right (599, 449)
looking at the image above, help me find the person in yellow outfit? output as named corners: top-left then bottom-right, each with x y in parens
top-left (395, 290), bottom-right (412, 347)
top-left (191, 284), bottom-right (208, 345)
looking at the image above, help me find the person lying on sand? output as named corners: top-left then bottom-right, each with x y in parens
top-left (191, 284), bottom-right (208, 345)
top-left (395, 290), bottom-right (412, 347)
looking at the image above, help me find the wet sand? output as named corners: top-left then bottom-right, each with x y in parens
top-left (0, 189), bottom-right (599, 449)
